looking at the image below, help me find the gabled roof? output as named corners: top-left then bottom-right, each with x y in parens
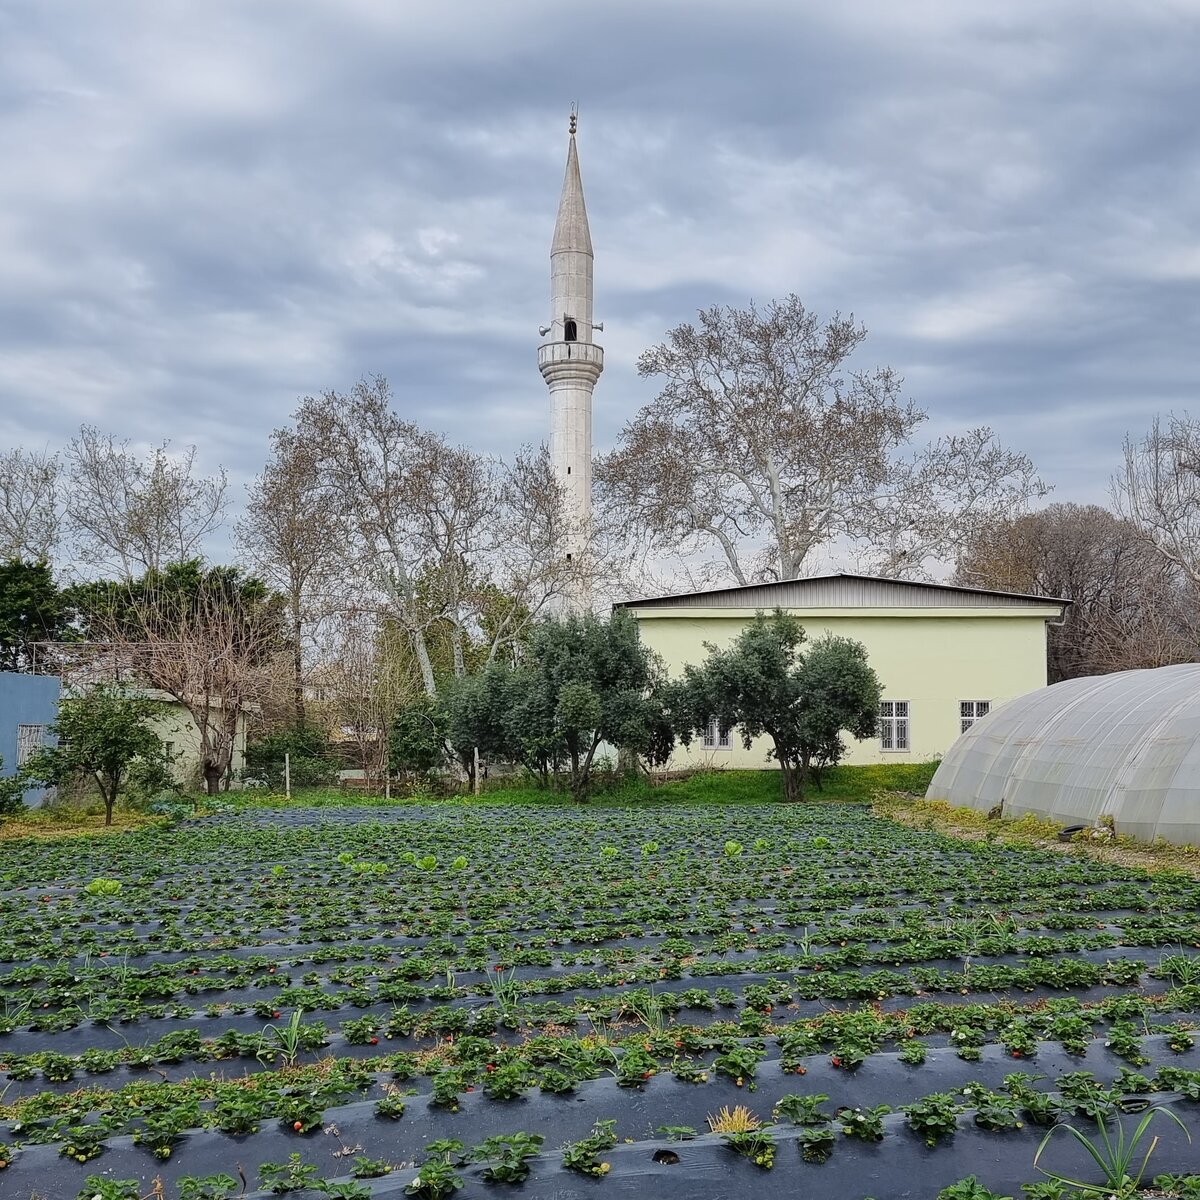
top-left (615, 572), bottom-right (1070, 612)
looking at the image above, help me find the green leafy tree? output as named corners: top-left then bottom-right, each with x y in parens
top-left (0, 755), bottom-right (26, 819)
top-left (438, 662), bottom-right (522, 789)
top-left (675, 611), bottom-right (880, 802)
top-left (389, 697), bottom-right (448, 777)
top-left (521, 610), bottom-right (670, 801)
top-left (0, 559), bottom-right (69, 672)
top-left (245, 727), bottom-right (338, 789)
top-left (392, 614), bottom-right (671, 797)
top-left (795, 634), bottom-right (884, 784)
top-left (22, 685), bottom-right (174, 824)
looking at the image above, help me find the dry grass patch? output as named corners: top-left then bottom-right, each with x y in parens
top-left (874, 792), bottom-right (1200, 879)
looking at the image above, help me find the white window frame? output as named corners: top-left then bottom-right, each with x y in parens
top-left (960, 700), bottom-right (991, 735)
top-left (16, 724), bottom-right (46, 766)
top-left (878, 701), bottom-right (910, 752)
top-left (702, 716), bottom-right (732, 751)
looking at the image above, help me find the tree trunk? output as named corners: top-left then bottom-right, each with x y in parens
top-left (412, 628), bottom-right (437, 697)
top-left (203, 763), bottom-right (223, 796)
top-left (458, 747), bottom-right (476, 793)
top-left (292, 607), bottom-right (306, 728)
top-left (781, 758), bottom-right (805, 803)
top-left (567, 736), bottom-right (585, 802)
top-left (451, 623), bottom-right (466, 680)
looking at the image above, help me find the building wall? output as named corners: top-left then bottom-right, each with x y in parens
top-left (0, 671), bottom-right (61, 804)
top-left (629, 607), bottom-right (1052, 769)
top-left (146, 701), bottom-right (248, 787)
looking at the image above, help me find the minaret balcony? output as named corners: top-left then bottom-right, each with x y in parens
top-left (538, 341), bottom-right (604, 373)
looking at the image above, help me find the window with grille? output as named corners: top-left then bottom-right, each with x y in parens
top-left (16, 724), bottom-right (45, 766)
top-left (960, 700), bottom-right (991, 735)
top-left (878, 701), bottom-right (909, 752)
top-left (702, 717), bottom-right (732, 750)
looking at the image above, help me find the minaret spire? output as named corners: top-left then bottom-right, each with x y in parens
top-left (552, 115), bottom-right (592, 257)
top-left (538, 110), bottom-right (603, 613)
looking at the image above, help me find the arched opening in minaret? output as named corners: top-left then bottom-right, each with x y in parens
top-left (564, 318), bottom-right (577, 342)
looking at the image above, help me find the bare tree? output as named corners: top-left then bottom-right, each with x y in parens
top-left (0, 447), bottom-right (60, 561)
top-left (290, 377), bottom-right (584, 697)
top-left (310, 609), bottom-right (415, 783)
top-left (597, 296), bottom-right (1045, 583)
top-left (65, 426), bottom-right (228, 577)
top-left (867, 427), bottom-right (1049, 577)
top-left (1114, 413), bottom-right (1200, 591)
top-left (956, 503), bottom-right (1187, 681)
top-left (236, 428), bottom-right (339, 727)
top-left (82, 565), bottom-right (285, 794)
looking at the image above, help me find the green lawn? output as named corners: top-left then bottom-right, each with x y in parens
top-left (224, 760), bottom-right (940, 812)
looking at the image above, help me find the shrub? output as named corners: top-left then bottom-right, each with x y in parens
top-left (245, 727), bottom-right (339, 789)
top-left (0, 755), bottom-right (25, 818)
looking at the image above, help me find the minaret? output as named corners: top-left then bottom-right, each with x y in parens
top-left (538, 108), bottom-right (602, 612)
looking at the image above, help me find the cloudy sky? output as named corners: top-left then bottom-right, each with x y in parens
top-left (2, 0), bottom-right (1198, 543)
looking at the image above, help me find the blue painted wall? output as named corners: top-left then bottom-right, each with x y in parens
top-left (0, 671), bottom-right (61, 806)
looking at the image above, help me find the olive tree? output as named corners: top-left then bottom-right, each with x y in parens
top-left (22, 685), bottom-right (174, 825)
top-left (674, 611), bottom-right (880, 802)
top-left (522, 609), bottom-right (671, 801)
top-left (0, 757), bottom-right (26, 820)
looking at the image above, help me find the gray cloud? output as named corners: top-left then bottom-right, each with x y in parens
top-left (1, 0), bottom-right (1198, 553)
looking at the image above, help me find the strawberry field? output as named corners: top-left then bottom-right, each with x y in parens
top-left (3, 800), bottom-right (1200, 1200)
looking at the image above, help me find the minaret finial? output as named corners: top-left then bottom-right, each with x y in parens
top-left (569, 102), bottom-right (577, 136)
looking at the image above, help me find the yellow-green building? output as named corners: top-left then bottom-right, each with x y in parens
top-left (616, 574), bottom-right (1067, 769)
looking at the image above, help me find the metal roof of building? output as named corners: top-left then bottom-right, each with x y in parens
top-left (615, 573), bottom-right (1069, 612)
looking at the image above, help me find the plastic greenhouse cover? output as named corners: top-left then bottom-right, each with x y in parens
top-left (926, 662), bottom-right (1200, 845)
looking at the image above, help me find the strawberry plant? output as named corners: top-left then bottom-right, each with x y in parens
top-left (259, 1153), bottom-right (320, 1194)
top-left (723, 1126), bottom-right (776, 1169)
top-left (406, 1140), bottom-right (464, 1199)
top-left (60, 1124), bottom-right (106, 1163)
top-left (935, 1178), bottom-right (1012, 1199)
top-left (317, 1182), bottom-right (372, 1200)
top-left (799, 1125), bottom-right (837, 1162)
top-left (76, 1177), bottom-right (140, 1200)
top-left (350, 1155), bottom-right (392, 1178)
top-left (562, 1118), bottom-right (618, 1177)
top-left (177, 1176), bottom-right (240, 1200)
top-left (774, 1093), bottom-right (832, 1125)
top-left (839, 1104), bottom-right (891, 1141)
top-left (713, 1043), bottom-right (765, 1088)
top-left (904, 1092), bottom-right (962, 1147)
top-left (468, 1132), bottom-right (545, 1183)
top-left (213, 1093), bottom-right (264, 1135)
top-left (375, 1093), bottom-right (407, 1119)
top-left (481, 1061), bottom-right (529, 1100)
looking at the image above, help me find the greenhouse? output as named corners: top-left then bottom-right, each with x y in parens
top-left (926, 663), bottom-right (1200, 845)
